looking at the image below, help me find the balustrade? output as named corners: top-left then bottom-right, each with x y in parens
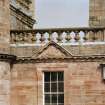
top-left (10, 27), bottom-right (105, 45)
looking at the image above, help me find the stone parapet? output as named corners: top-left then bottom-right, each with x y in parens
top-left (10, 27), bottom-right (105, 45)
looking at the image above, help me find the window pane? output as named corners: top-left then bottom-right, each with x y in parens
top-left (58, 82), bottom-right (64, 92)
top-left (58, 94), bottom-right (64, 103)
top-left (45, 83), bottom-right (50, 92)
top-left (52, 104), bottom-right (57, 105)
top-left (51, 72), bottom-right (57, 81)
top-left (58, 72), bottom-right (64, 81)
top-left (44, 72), bottom-right (64, 105)
top-left (45, 72), bottom-right (50, 82)
top-left (45, 94), bottom-right (50, 103)
top-left (51, 83), bottom-right (57, 92)
top-left (52, 94), bottom-right (57, 103)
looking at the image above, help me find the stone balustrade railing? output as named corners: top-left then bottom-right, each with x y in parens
top-left (10, 27), bottom-right (105, 45)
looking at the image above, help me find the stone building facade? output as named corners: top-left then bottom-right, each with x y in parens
top-left (0, 0), bottom-right (105, 105)
top-left (10, 0), bottom-right (35, 29)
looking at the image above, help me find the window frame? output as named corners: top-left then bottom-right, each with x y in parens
top-left (43, 71), bottom-right (64, 105)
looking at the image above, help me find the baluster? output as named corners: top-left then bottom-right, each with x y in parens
top-left (27, 33), bottom-right (32, 43)
top-left (22, 32), bottom-right (25, 43)
top-left (92, 30), bottom-right (97, 41)
top-left (79, 31), bottom-right (85, 42)
top-left (93, 30), bottom-right (98, 41)
top-left (57, 31), bottom-right (63, 43)
top-left (23, 33), bottom-right (27, 43)
top-left (34, 32), bottom-right (37, 44)
top-left (65, 31), bottom-right (71, 43)
top-left (83, 31), bottom-right (89, 42)
top-left (92, 30), bottom-right (98, 42)
top-left (62, 32), bottom-right (66, 43)
top-left (101, 30), bottom-right (105, 41)
top-left (70, 31), bottom-right (75, 43)
top-left (10, 33), bottom-right (15, 44)
top-left (40, 32), bottom-right (46, 43)
top-left (51, 32), bottom-right (58, 42)
top-left (87, 31), bottom-right (94, 42)
top-left (98, 30), bottom-right (104, 41)
top-left (43, 32), bottom-right (48, 43)
top-left (50, 32), bottom-right (54, 42)
top-left (74, 31), bottom-right (80, 42)
top-left (36, 33), bottom-right (41, 44)
top-left (47, 31), bottom-right (52, 42)
top-left (18, 32), bottom-right (23, 43)
top-left (13, 32), bottom-right (17, 43)
top-left (31, 32), bottom-right (37, 43)
top-left (15, 33), bottom-right (20, 43)
top-left (95, 30), bottom-right (100, 41)
top-left (24, 32), bottom-right (28, 43)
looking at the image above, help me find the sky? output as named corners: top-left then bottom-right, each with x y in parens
top-left (35, 0), bottom-right (89, 28)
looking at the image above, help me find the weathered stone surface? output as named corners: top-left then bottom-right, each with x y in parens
top-left (89, 0), bottom-right (105, 27)
top-left (1, 0), bottom-right (105, 105)
top-left (10, 44), bottom-right (105, 57)
top-left (0, 62), bottom-right (10, 105)
top-left (32, 42), bottom-right (72, 58)
top-left (0, 0), bottom-right (10, 54)
top-left (10, 0), bottom-right (35, 30)
top-left (11, 64), bottom-right (38, 105)
top-left (11, 62), bottom-right (105, 105)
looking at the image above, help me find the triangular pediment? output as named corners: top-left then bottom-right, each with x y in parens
top-left (32, 41), bottom-right (72, 59)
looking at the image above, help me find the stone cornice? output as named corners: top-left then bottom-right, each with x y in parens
top-left (10, 4), bottom-right (36, 28)
top-left (18, 0), bottom-right (32, 4)
top-left (11, 41), bottom-right (105, 63)
top-left (10, 27), bottom-right (105, 32)
top-left (15, 55), bottom-right (105, 63)
top-left (0, 54), bottom-right (16, 63)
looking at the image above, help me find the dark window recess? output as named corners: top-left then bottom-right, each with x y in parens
top-left (44, 72), bottom-right (64, 105)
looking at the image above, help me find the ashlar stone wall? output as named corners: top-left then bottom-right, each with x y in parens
top-left (0, 62), bottom-right (11, 105)
top-left (89, 0), bottom-right (105, 27)
top-left (11, 61), bottom-right (105, 105)
top-left (0, 1), bottom-right (11, 105)
top-left (0, 0), bottom-right (10, 53)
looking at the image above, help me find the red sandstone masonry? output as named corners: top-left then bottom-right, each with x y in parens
top-left (11, 62), bottom-right (105, 105)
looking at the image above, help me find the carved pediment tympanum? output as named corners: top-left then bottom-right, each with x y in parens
top-left (32, 41), bottom-right (72, 59)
